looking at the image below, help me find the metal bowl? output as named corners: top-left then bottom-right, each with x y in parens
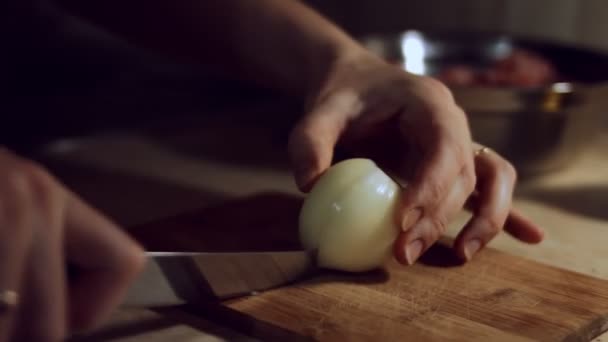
top-left (361, 31), bottom-right (608, 177)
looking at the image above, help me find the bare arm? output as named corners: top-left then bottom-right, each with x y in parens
top-left (56, 0), bottom-right (364, 96)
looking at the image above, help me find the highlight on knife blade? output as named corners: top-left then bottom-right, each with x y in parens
top-left (123, 249), bottom-right (317, 306)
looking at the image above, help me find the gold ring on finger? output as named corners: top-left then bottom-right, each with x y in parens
top-left (474, 146), bottom-right (491, 157)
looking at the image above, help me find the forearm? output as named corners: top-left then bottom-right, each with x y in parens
top-left (56, 0), bottom-right (365, 96)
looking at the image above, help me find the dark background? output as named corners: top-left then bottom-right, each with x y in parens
top-left (3, 0), bottom-right (607, 150)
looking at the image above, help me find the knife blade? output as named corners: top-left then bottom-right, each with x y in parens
top-left (122, 250), bottom-right (317, 307)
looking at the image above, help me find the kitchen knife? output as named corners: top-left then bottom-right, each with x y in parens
top-left (122, 250), bottom-right (316, 307)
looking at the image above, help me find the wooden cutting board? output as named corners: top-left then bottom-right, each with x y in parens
top-left (130, 192), bottom-right (608, 342)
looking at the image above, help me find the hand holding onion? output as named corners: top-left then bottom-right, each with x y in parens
top-left (290, 48), bottom-right (544, 272)
top-left (298, 155), bottom-right (544, 272)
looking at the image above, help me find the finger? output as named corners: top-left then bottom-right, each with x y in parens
top-left (64, 191), bottom-right (145, 333)
top-left (454, 148), bottom-right (519, 261)
top-left (12, 165), bottom-right (68, 342)
top-left (394, 170), bottom-right (474, 265)
top-left (398, 118), bottom-right (473, 231)
top-left (464, 196), bottom-right (545, 244)
top-left (503, 208), bottom-right (544, 243)
top-left (0, 172), bottom-right (34, 342)
top-left (288, 92), bottom-right (361, 192)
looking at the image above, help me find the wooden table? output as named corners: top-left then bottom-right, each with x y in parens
top-left (37, 105), bottom-right (608, 341)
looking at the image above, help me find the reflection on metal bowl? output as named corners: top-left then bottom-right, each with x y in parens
top-left (361, 31), bottom-right (608, 176)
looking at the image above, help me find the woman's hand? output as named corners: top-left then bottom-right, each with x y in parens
top-left (0, 148), bottom-right (145, 342)
top-left (288, 51), bottom-right (544, 264)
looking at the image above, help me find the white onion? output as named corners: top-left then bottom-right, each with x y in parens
top-left (299, 158), bottom-right (403, 272)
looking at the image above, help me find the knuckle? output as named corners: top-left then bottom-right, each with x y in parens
top-left (486, 218), bottom-right (504, 235)
top-left (431, 215), bottom-right (449, 236)
top-left (450, 142), bottom-right (470, 170)
top-left (0, 170), bottom-right (33, 225)
top-left (18, 161), bottom-right (62, 212)
top-left (422, 179), bottom-right (447, 205)
top-left (5, 168), bottom-right (33, 198)
top-left (19, 160), bottom-right (53, 189)
top-left (418, 76), bottom-right (454, 101)
top-left (0, 156), bottom-right (61, 238)
top-left (419, 76), bottom-right (450, 94)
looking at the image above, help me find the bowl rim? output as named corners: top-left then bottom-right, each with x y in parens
top-left (360, 29), bottom-right (608, 91)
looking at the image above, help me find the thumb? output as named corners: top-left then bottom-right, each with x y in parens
top-left (288, 99), bottom-right (353, 192)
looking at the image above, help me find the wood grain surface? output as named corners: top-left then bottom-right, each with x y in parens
top-left (128, 192), bottom-right (608, 342)
top-left (224, 246), bottom-right (608, 342)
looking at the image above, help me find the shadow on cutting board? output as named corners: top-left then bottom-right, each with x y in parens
top-left (300, 268), bottom-right (390, 287)
top-left (417, 243), bottom-right (465, 268)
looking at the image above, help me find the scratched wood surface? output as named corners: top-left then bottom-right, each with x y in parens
top-left (125, 193), bottom-right (608, 342)
top-left (223, 247), bottom-right (608, 342)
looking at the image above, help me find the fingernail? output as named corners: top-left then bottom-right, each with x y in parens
top-left (401, 208), bottom-right (422, 232)
top-left (404, 239), bottom-right (424, 265)
top-left (464, 239), bottom-right (482, 261)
